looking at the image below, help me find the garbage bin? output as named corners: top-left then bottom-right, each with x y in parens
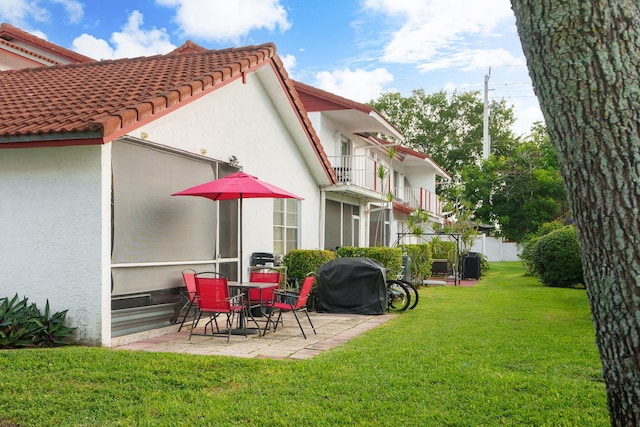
top-left (462, 252), bottom-right (481, 280)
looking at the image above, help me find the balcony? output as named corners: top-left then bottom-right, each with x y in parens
top-left (329, 155), bottom-right (390, 194)
top-left (393, 187), bottom-right (443, 216)
top-left (327, 155), bottom-right (444, 217)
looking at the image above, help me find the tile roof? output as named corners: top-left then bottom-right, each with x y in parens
top-left (168, 40), bottom-right (207, 55)
top-left (0, 44), bottom-right (276, 141)
top-left (0, 23), bottom-right (93, 64)
top-left (0, 39), bottom-right (336, 183)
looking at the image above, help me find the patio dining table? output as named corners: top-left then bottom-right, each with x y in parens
top-left (229, 282), bottom-right (279, 335)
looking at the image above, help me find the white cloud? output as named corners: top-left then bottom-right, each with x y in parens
top-left (51, 0), bottom-right (83, 24)
top-left (280, 53), bottom-right (296, 75)
top-left (418, 48), bottom-right (522, 73)
top-left (0, 0), bottom-right (82, 26)
top-left (71, 33), bottom-right (114, 60)
top-left (363, 0), bottom-right (516, 71)
top-left (512, 100), bottom-right (545, 136)
top-left (72, 10), bottom-right (176, 60)
top-left (0, 0), bottom-right (48, 26)
top-left (314, 68), bottom-right (394, 103)
top-left (156, 0), bottom-right (291, 43)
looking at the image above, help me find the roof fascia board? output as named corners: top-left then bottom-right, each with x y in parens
top-left (0, 135), bottom-right (104, 149)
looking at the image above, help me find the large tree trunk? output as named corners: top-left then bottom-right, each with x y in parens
top-left (510, 1), bottom-right (640, 425)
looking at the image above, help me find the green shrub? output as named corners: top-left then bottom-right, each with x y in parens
top-left (283, 249), bottom-right (335, 285)
top-left (520, 220), bottom-right (565, 275)
top-left (532, 226), bottom-right (584, 287)
top-left (0, 294), bottom-right (76, 349)
top-left (336, 246), bottom-right (403, 277)
top-left (479, 253), bottom-right (490, 274)
top-left (398, 243), bottom-right (432, 284)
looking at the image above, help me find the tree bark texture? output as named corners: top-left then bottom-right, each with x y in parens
top-left (511, 1), bottom-right (640, 425)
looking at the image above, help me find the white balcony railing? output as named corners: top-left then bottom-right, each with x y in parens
top-left (328, 155), bottom-right (444, 217)
top-left (329, 155), bottom-right (390, 193)
top-left (393, 187), bottom-right (443, 216)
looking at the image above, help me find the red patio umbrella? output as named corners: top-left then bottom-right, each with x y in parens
top-left (172, 171), bottom-right (303, 282)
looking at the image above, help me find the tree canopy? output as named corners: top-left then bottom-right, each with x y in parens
top-left (461, 122), bottom-right (568, 241)
top-left (370, 89), bottom-right (519, 176)
top-left (370, 91), bottom-right (568, 241)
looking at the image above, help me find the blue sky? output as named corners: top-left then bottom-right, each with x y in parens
top-left (0, 0), bottom-right (543, 135)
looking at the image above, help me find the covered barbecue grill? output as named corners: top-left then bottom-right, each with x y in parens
top-left (315, 257), bottom-right (387, 315)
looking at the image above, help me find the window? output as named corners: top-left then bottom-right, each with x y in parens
top-left (111, 140), bottom-right (240, 295)
top-left (369, 208), bottom-right (390, 247)
top-left (324, 200), bottom-right (360, 250)
top-left (274, 198), bottom-right (300, 255)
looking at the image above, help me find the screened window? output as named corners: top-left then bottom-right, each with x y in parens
top-left (369, 208), bottom-right (390, 247)
top-left (274, 198), bottom-right (300, 255)
top-left (111, 141), bottom-right (239, 294)
top-left (324, 199), bottom-right (360, 250)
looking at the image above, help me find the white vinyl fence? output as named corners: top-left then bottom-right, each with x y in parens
top-left (470, 235), bottom-right (521, 262)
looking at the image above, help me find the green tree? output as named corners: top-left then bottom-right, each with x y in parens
top-left (512, 1), bottom-right (640, 423)
top-left (462, 122), bottom-right (569, 241)
top-left (370, 89), bottom-right (519, 176)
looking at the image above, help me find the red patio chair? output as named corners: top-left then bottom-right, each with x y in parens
top-left (177, 269), bottom-right (197, 332)
top-left (189, 272), bottom-right (246, 342)
top-left (248, 268), bottom-right (280, 311)
top-left (263, 274), bottom-right (316, 339)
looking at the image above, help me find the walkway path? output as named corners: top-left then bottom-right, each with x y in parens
top-left (113, 312), bottom-right (395, 360)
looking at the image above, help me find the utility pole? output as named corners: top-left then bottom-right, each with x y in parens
top-left (482, 67), bottom-right (491, 159)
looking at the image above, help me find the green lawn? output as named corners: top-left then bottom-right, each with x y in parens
top-left (0, 262), bottom-right (608, 426)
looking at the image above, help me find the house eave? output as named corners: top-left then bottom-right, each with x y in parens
top-left (323, 183), bottom-right (387, 203)
top-left (0, 132), bottom-right (105, 148)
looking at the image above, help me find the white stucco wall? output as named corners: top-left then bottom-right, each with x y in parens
top-left (135, 72), bottom-right (322, 279)
top-left (0, 145), bottom-right (105, 344)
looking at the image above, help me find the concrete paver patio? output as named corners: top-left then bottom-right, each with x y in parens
top-left (113, 312), bottom-right (395, 360)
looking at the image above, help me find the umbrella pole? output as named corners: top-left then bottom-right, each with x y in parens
top-left (239, 195), bottom-right (243, 284)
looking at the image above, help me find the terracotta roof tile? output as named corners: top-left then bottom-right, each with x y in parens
top-left (0, 44), bottom-right (277, 141)
top-left (0, 38), bottom-right (337, 184)
top-left (168, 40), bottom-right (207, 55)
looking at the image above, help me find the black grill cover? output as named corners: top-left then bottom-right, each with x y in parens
top-left (315, 257), bottom-right (387, 315)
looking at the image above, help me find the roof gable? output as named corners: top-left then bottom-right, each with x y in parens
top-left (0, 44), bottom-right (277, 142)
top-left (0, 39), bottom-right (337, 184)
top-left (293, 80), bottom-right (403, 140)
top-left (168, 40), bottom-right (207, 55)
top-left (0, 23), bottom-right (93, 65)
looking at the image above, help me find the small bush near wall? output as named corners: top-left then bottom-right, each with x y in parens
top-left (398, 243), bottom-right (432, 284)
top-left (532, 226), bottom-right (584, 288)
top-left (283, 249), bottom-right (335, 285)
top-left (0, 294), bottom-right (76, 349)
top-left (336, 246), bottom-right (403, 278)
